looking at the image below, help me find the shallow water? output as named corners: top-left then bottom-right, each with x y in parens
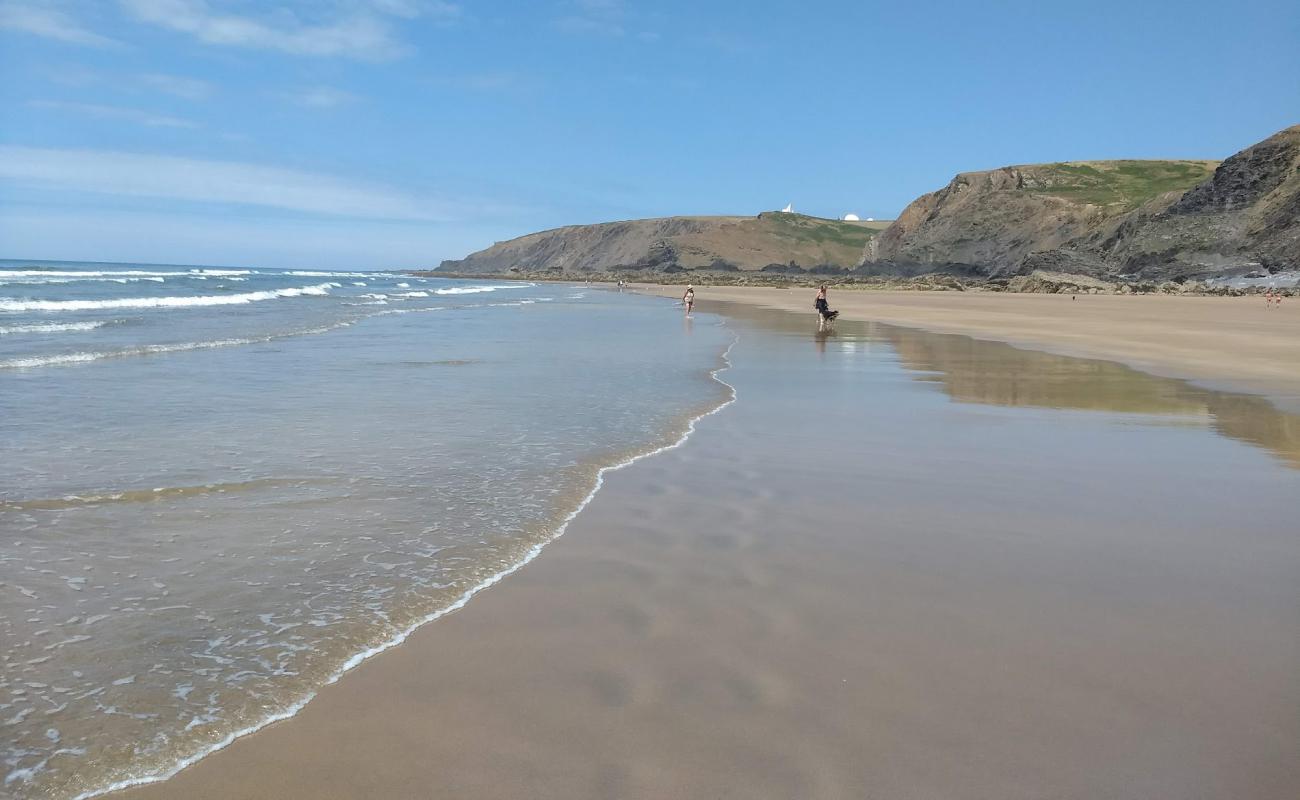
top-left (0, 262), bottom-right (731, 798)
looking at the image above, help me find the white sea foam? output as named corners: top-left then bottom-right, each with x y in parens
top-left (73, 327), bottom-right (739, 800)
top-left (0, 283), bottom-right (336, 313)
top-left (285, 271), bottom-right (393, 278)
top-left (0, 321), bottom-right (109, 335)
top-left (0, 269), bottom-right (250, 279)
top-left (434, 283), bottom-right (533, 296)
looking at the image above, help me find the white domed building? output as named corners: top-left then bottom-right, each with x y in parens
top-left (842, 213), bottom-right (860, 221)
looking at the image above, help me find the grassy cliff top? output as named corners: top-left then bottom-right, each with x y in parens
top-left (752, 212), bottom-right (885, 250)
top-left (1019, 160), bottom-right (1219, 211)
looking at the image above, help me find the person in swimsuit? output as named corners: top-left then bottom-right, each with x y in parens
top-left (683, 284), bottom-right (695, 314)
top-left (815, 284), bottom-right (838, 329)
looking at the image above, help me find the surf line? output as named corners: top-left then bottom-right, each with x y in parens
top-left (78, 324), bottom-right (741, 800)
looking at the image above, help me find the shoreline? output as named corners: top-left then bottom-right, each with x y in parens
top-left (630, 284), bottom-right (1300, 412)
top-left (115, 297), bottom-right (1300, 800)
top-left (87, 331), bottom-right (739, 800)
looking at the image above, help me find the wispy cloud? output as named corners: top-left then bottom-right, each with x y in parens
top-left (29, 100), bottom-right (200, 129)
top-left (0, 1), bottom-right (121, 47)
top-left (286, 86), bottom-right (358, 108)
top-left (0, 146), bottom-right (456, 220)
top-left (118, 0), bottom-right (452, 60)
top-left (42, 66), bottom-right (215, 99)
top-left (553, 0), bottom-right (662, 41)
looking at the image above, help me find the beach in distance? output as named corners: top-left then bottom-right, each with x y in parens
top-left (110, 282), bottom-right (1300, 800)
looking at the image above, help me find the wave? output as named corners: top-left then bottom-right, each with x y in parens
top-left (434, 283), bottom-right (534, 296)
top-left (73, 329), bottom-right (740, 800)
top-left (0, 321), bottom-right (109, 335)
top-left (0, 477), bottom-right (329, 512)
top-left (0, 283), bottom-right (337, 313)
top-left (0, 269), bottom-right (250, 279)
top-left (285, 271), bottom-right (394, 278)
top-left (0, 319), bottom-right (356, 370)
top-left (0, 339), bottom-right (258, 369)
top-left (0, 276), bottom-right (170, 286)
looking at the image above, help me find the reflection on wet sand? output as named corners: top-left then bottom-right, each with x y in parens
top-left (878, 323), bottom-right (1300, 470)
top-left (705, 299), bottom-right (1300, 471)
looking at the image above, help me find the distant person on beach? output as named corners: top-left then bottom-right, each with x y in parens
top-left (683, 284), bottom-right (695, 314)
top-left (815, 284), bottom-right (838, 329)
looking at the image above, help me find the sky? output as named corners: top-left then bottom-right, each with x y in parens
top-left (0, 0), bottom-right (1297, 270)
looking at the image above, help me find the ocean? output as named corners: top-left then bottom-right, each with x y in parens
top-left (0, 260), bottom-right (733, 798)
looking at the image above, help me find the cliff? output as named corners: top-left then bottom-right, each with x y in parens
top-left (867, 125), bottom-right (1299, 280)
top-left (439, 213), bottom-right (888, 275)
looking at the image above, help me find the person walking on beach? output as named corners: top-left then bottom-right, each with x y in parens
top-left (683, 284), bottom-right (695, 314)
top-left (814, 284), bottom-right (838, 330)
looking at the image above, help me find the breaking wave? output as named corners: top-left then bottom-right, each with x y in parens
top-left (0, 321), bottom-right (110, 335)
top-left (0, 284), bottom-right (338, 313)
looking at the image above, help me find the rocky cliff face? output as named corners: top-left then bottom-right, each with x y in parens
top-left (870, 160), bottom-right (1218, 276)
top-left (1081, 125), bottom-right (1300, 276)
top-left (867, 125), bottom-right (1300, 280)
top-left (439, 213), bottom-right (886, 274)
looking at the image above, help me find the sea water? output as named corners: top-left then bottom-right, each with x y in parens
top-left (0, 261), bottom-right (732, 798)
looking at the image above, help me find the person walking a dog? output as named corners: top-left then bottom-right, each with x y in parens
top-left (815, 284), bottom-right (838, 329)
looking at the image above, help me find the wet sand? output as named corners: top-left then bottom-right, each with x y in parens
top-left (637, 286), bottom-right (1300, 410)
top-left (119, 303), bottom-right (1300, 800)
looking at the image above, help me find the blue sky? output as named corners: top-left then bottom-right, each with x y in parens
top-left (1, 0), bottom-right (1296, 269)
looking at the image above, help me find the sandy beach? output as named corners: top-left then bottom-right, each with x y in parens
top-left (117, 297), bottom-right (1300, 800)
top-left (636, 286), bottom-right (1300, 411)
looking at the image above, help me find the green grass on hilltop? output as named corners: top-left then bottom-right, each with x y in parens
top-left (755, 212), bottom-right (882, 249)
top-left (1030, 160), bottom-right (1218, 211)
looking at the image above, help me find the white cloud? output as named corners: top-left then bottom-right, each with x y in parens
top-left (29, 100), bottom-right (200, 129)
top-left (0, 146), bottom-right (452, 220)
top-left (118, 0), bottom-right (442, 60)
top-left (367, 0), bottom-right (460, 20)
top-left (554, 1), bottom-right (661, 41)
top-left (0, 1), bottom-right (120, 46)
top-left (40, 67), bottom-right (215, 99)
top-left (288, 86), bottom-right (358, 108)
